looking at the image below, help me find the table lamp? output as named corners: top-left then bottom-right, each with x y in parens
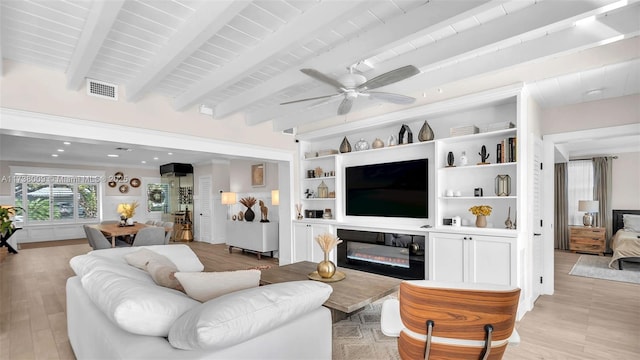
top-left (221, 192), bottom-right (237, 220)
top-left (578, 200), bottom-right (599, 227)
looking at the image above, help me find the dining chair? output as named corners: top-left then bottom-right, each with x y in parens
top-left (381, 280), bottom-right (520, 360)
top-left (131, 226), bottom-right (166, 247)
top-left (83, 225), bottom-right (123, 249)
top-left (162, 221), bottom-right (174, 244)
top-left (145, 220), bottom-right (156, 225)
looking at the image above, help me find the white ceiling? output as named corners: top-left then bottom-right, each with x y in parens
top-left (1, 0), bottom-right (639, 167)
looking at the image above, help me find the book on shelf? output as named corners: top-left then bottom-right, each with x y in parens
top-left (496, 137), bottom-right (517, 163)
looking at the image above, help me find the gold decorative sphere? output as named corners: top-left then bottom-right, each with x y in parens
top-left (317, 260), bottom-right (336, 278)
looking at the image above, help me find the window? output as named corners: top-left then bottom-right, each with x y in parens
top-left (568, 160), bottom-right (594, 225)
top-left (11, 170), bottom-right (101, 225)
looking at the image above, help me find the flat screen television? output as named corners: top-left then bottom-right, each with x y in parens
top-left (345, 158), bottom-right (428, 218)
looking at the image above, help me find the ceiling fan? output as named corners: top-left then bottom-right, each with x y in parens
top-left (281, 65), bottom-right (420, 115)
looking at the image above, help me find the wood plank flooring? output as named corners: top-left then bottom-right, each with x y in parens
top-left (0, 242), bottom-right (638, 359)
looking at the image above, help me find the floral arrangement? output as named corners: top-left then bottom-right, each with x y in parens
top-left (315, 233), bottom-right (342, 254)
top-left (239, 196), bottom-right (257, 208)
top-left (117, 201), bottom-right (139, 218)
top-left (469, 205), bottom-right (492, 216)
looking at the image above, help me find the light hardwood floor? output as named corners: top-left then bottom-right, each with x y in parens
top-left (1, 241), bottom-right (638, 359)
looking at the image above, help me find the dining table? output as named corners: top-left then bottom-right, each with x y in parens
top-left (90, 222), bottom-right (152, 248)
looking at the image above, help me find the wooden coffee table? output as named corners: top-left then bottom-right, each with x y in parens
top-left (260, 261), bottom-right (402, 322)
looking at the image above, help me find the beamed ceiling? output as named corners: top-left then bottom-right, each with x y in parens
top-left (1, 0), bottom-right (638, 134)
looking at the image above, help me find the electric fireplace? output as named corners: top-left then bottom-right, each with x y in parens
top-left (337, 229), bottom-right (426, 280)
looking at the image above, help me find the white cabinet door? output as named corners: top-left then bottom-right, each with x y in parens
top-left (293, 223), bottom-right (310, 263)
top-left (429, 232), bottom-right (466, 282)
top-left (430, 232), bottom-right (514, 286)
top-left (469, 235), bottom-right (513, 286)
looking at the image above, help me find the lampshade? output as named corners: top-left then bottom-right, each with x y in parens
top-left (271, 190), bottom-right (280, 206)
top-left (578, 200), bottom-right (599, 213)
top-left (221, 192), bottom-right (236, 205)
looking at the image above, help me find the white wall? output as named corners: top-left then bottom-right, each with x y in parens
top-left (611, 152), bottom-right (640, 210)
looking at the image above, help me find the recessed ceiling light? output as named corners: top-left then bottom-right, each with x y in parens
top-left (168, 152), bottom-right (173, 155)
top-left (141, 160), bottom-right (147, 164)
top-left (153, 157), bottom-right (159, 160)
top-left (57, 149), bottom-right (64, 152)
top-left (107, 154), bottom-right (119, 158)
top-left (63, 141), bottom-right (71, 145)
top-left (51, 154), bottom-right (58, 157)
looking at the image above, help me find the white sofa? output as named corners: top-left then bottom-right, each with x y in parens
top-left (67, 244), bottom-right (333, 359)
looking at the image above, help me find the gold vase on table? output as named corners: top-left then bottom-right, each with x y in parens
top-left (317, 252), bottom-right (336, 278)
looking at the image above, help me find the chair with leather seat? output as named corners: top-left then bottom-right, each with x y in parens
top-left (131, 226), bottom-right (166, 247)
top-left (381, 280), bottom-right (520, 360)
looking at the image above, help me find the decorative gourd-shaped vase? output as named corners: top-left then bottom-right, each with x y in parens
top-left (354, 138), bottom-right (370, 151)
top-left (418, 120), bottom-right (434, 141)
top-left (339, 136), bottom-right (352, 153)
top-left (371, 138), bottom-right (384, 149)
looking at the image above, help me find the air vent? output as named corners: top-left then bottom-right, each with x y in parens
top-left (282, 128), bottom-right (294, 135)
top-left (86, 79), bottom-right (118, 101)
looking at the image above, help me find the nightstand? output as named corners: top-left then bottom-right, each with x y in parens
top-left (569, 226), bottom-right (605, 256)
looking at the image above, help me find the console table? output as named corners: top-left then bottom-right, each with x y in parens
top-left (226, 221), bottom-right (278, 259)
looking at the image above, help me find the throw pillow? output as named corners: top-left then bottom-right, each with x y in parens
top-left (90, 244), bottom-right (205, 272)
top-left (81, 269), bottom-right (199, 337)
top-left (623, 214), bottom-right (640, 232)
top-left (124, 248), bottom-right (174, 270)
top-left (174, 269), bottom-right (260, 302)
top-left (168, 280), bottom-right (332, 350)
top-left (147, 259), bottom-right (183, 291)
top-left (69, 254), bottom-right (153, 283)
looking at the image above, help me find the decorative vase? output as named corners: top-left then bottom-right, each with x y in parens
top-left (460, 151), bottom-right (468, 166)
top-left (418, 120), bottom-right (434, 141)
top-left (355, 138), bottom-right (370, 151)
top-left (371, 138), bottom-right (384, 149)
top-left (387, 134), bottom-right (397, 146)
top-left (339, 136), bottom-right (352, 153)
top-left (244, 207), bottom-right (255, 222)
top-left (126, 218), bottom-right (134, 226)
top-left (447, 151), bottom-right (455, 167)
top-left (505, 206), bottom-right (514, 229)
top-left (317, 252), bottom-right (336, 278)
top-left (475, 215), bottom-right (487, 228)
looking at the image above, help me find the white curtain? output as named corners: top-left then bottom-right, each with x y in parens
top-left (568, 160), bottom-right (594, 225)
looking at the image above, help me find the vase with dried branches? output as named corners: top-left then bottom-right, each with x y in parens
top-left (315, 233), bottom-right (342, 278)
top-left (239, 197), bottom-right (257, 222)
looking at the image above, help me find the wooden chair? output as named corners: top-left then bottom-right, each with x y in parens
top-left (381, 280), bottom-right (520, 360)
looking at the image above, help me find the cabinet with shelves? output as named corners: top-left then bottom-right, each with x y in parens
top-left (299, 154), bottom-right (337, 220)
top-left (428, 231), bottom-right (515, 286)
top-left (436, 128), bottom-right (518, 229)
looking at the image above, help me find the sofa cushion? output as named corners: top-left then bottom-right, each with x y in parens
top-left (69, 254), bottom-right (153, 283)
top-left (168, 280), bottom-right (332, 350)
top-left (174, 270), bottom-right (260, 302)
top-left (81, 269), bottom-right (199, 337)
top-left (90, 244), bottom-right (205, 272)
top-left (124, 248), bottom-right (175, 270)
top-left (146, 259), bottom-right (182, 291)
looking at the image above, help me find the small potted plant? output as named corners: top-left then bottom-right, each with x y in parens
top-left (469, 205), bottom-right (492, 228)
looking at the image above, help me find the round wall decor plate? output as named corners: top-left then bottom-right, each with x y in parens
top-left (108, 181), bottom-right (117, 188)
top-left (114, 171), bottom-right (124, 181)
top-left (130, 178), bottom-right (141, 188)
top-left (119, 184), bottom-right (129, 194)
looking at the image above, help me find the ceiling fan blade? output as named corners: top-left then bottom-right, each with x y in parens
top-left (337, 97), bottom-right (354, 115)
top-left (280, 94), bottom-right (339, 105)
top-left (300, 68), bottom-right (344, 90)
top-left (367, 91), bottom-right (416, 104)
top-left (308, 94), bottom-right (344, 109)
top-left (357, 65), bottom-right (420, 91)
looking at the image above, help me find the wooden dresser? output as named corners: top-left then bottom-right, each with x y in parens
top-left (569, 226), bottom-right (605, 256)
